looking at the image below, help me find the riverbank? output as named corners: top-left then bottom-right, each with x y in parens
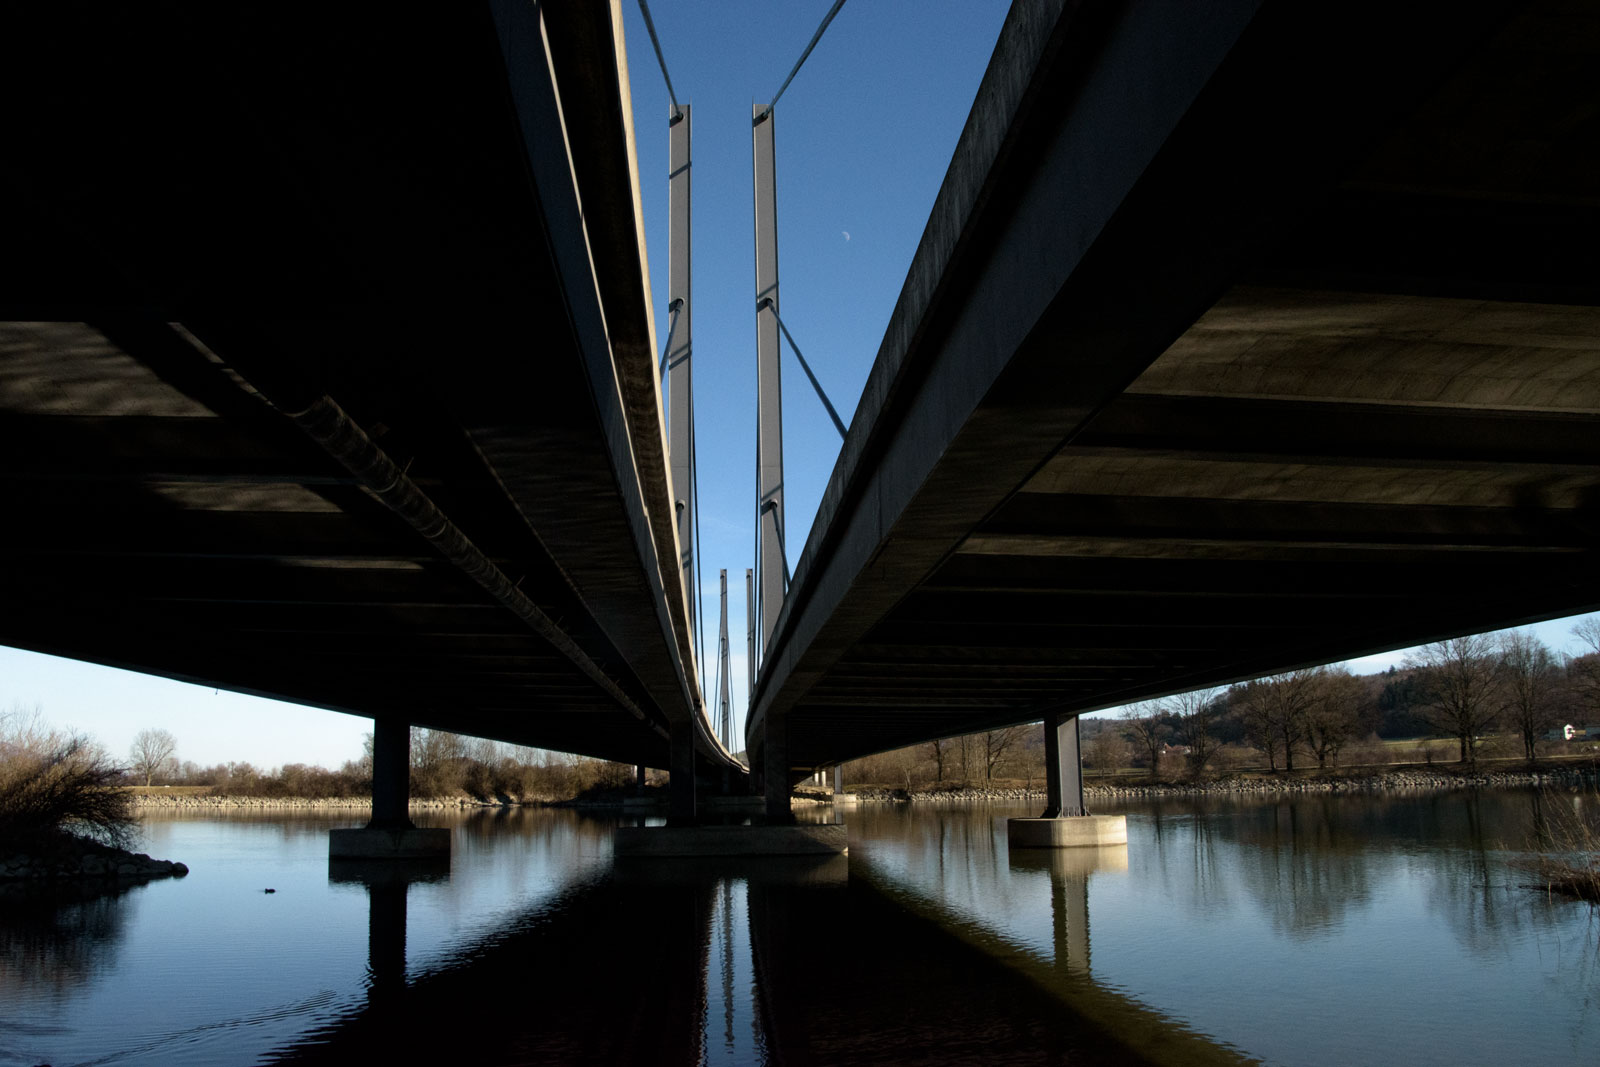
top-left (116, 763), bottom-right (1600, 812)
top-left (124, 793), bottom-right (505, 811)
top-left (0, 833), bottom-right (188, 886)
top-left (846, 765), bottom-right (1600, 803)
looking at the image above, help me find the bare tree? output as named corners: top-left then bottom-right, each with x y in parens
top-left (957, 733), bottom-right (976, 783)
top-left (1168, 689), bottom-right (1222, 778)
top-left (1122, 702), bottom-right (1169, 779)
top-left (1087, 728), bottom-right (1128, 775)
top-left (129, 728), bottom-right (178, 787)
top-left (928, 738), bottom-right (949, 782)
top-left (3, 710), bottom-right (136, 847)
top-left (1233, 682), bottom-right (1283, 771)
top-left (1573, 616), bottom-right (1600, 655)
top-left (981, 726), bottom-right (1026, 781)
top-left (1304, 668), bottom-right (1364, 769)
top-left (1269, 670), bottom-right (1323, 772)
top-left (410, 727), bottom-right (467, 796)
top-left (1499, 629), bottom-right (1557, 761)
top-left (1569, 618), bottom-right (1600, 720)
top-left (1406, 635), bottom-right (1504, 766)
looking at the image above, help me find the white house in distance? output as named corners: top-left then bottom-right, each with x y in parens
top-left (1546, 724), bottom-right (1600, 742)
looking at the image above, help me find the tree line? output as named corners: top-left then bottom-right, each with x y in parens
top-left (10, 620), bottom-right (1600, 806)
top-left (118, 725), bottom-right (636, 801)
top-left (843, 622), bottom-right (1600, 788)
top-left (1118, 623), bottom-right (1600, 778)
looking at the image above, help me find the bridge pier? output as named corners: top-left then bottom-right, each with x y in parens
top-left (329, 717), bottom-right (450, 859)
top-left (763, 712), bottom-right (793, 824)
top-left (669, 721), bottom-right (697, 825)
top-left (1008, 713), bottom-right (1126, 848)
top-left (831, 764), bottom-right (856, 807)
top-left (613, 712), bottom-right (844, 855)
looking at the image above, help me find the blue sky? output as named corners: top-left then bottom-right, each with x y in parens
top-left (3, 2), bottom-right (1595, 769)
top-left (623, 0), bottom-right (1017, 742)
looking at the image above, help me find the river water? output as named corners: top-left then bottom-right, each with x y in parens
top-left (3, 789), bottom-right (1596, 1065)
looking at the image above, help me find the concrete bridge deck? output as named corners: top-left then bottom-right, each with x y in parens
top-left (3, 1), bottom-right (1597, 806)
top-left (0, 3), bottom-right (734, 775)
top-left (749, 0), bottom-right (1600, 773)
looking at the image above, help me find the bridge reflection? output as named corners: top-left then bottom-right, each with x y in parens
top-left (1008, 844), bottom-right (1130, 978)
top-left (327, 859), bottom-right (449, 1009)
top-left (274, 833), bottom-right (1178, 1065)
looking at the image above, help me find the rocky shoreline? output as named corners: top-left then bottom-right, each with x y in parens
top-left (126, 794), bottom-right (500, 811)
top-left (0, 835), bottom-right (189, 886)
top-left (846, 766), bottom-right (1599, 803)
top-left (116, 765), bottom-right (1599, 814)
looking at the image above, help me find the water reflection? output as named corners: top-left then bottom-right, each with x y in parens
top-left (326, 859), bottom-right (448, 1005)
top-left (0, 879), bottom-right (143, 1001)
top-left (1008, 845), bottom-right (1128, 976)
top-left (16, 793), bottom-right (1600, 1066)
top-left (277, 833), bottom-right (1178, 1066)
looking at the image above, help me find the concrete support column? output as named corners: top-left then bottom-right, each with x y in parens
top-left (636, 763), bottom-right (647, 795)
top-left (831, 762), bottom-right (856, 808)
top-left (762, 712), bottom-right (792, 823)
top-left (1041, 712), bottom-right (1086, 819)
top-left (669, 720), bottom-right (697, 826)
top-left (329, 717), bottom-right (449, 859)
top-left (369, 716), bottom-right (414, 831)
top-left (1008, 713), bottom-right (1125, 849)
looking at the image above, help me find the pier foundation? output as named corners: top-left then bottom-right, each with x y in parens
top-left (329, 716), bottom-right (449, 859)
top-left (1008, 712), bottom-right (1126, 848)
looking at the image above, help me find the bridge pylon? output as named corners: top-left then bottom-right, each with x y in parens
top-left (1008, 714), bottom-right (1127, 849)
top-left (330, 717), bottom-right (449, 859)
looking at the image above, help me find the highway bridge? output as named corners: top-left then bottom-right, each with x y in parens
top-left (0, 3), bottom-right (737, 829)
top-left (3, 1), bottom-right (1598, 833)
top-left (748, 0), bottom-right (1600, 810)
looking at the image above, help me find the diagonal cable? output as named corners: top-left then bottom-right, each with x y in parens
top-left (637, 0), bottom-right (682, 118)
top-left (761, 0), bottom-right (849, 118)
top-left (766, 302), bottom-right (847, 439)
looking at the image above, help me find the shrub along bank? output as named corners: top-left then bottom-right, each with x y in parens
top-left (0, 712), bottom-right (187, 885)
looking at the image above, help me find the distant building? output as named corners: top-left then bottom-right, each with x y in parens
top-left (1545, 724), bottom-right (1600, 742)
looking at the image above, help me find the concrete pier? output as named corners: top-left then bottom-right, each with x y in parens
top-left (1007, 712), bottom-right (1126, 848)
top-left (1007, 815), bottom-right (1127, 849)
top-left (329, 717), bottom-right (449, 860)
top-left (831, 765), bottom-right (857, 806)
top-left (330, 826), bottom-right (451, 859)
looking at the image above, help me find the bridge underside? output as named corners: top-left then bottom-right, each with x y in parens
top-left (807, 286), bottom-right (1600, 760)
top-left (755, 0), bottom-right (1600, 769)
top-left (0, 5), bottom-right (729, 772)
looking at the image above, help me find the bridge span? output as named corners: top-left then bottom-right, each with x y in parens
top-left (747, 0), bottom-right (1600, 805)
top-left (3, 2), bottom-right (1598, 840)
top-left (0, 3), bottom-right (740, 827)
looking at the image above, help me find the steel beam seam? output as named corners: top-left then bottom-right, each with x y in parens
top-left (279, 392), bottom-right (668, 738)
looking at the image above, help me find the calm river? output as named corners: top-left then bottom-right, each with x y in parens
top-left (3, 790), bottom-right (1597, 1065)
